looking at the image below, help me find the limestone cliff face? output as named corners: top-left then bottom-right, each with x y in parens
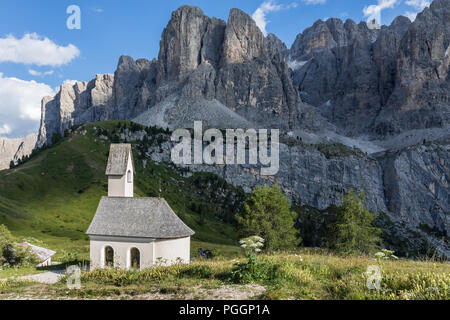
top-left (289, 0), bottom-right (450, 138)
top-left (290, 18), bottom-right (397, 136)
top-left (37, 74), bottom-right (114, 146)
top-left (375, 0), bottom-right (450, 136)
top-left (0, 134), bottom-right (38, 170)
top-left (152, 6), bottom-right (300, 130)
top-left (140, 132), bottom-right (449, 257)
top-left (159, 6), bottom-right (217, 79)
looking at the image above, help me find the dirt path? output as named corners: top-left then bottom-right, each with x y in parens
top-left (0, 284), bottom-right (266, 300)
top-left (14, 270), bottom-right (65, 284)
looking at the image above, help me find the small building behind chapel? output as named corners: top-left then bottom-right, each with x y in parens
top-left (18, 242), bottom-right (56, 267)
top-left (86, 144), bottom-right (194, 270)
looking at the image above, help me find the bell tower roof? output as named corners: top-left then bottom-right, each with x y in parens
top-left (105, 144), bottom-right (135, 176)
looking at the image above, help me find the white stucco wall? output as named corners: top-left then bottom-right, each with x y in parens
top-left (37, 257), bottom-right (52, 267)
top-left (89, 236), bottom-right (191, 269)
top-left (89, 238), bottom-right (154, 270)
top-left (107, 151), bottom-right (133, 198)
top-left (154, 237), bottom-right (191, 265)
top-left (107, 175), bottom-right (126, 197)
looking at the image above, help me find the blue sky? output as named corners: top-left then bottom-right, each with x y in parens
top-left (0, 0), bottom-right (431, 138)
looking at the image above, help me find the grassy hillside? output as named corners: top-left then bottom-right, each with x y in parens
top-left (0, 121), bottom-right (246, 260)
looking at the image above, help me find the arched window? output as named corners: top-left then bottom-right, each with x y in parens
top-left (127, 170), bottom-right (132, 183)
top-left (104, 246), bottom-right (114, 268)
top-left (130, 248), bottom-right (140, 270)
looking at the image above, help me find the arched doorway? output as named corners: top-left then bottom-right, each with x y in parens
top-left (130, 248), bottom-right (140, 270)
top-left (104, 246), bottom-right (114, 268)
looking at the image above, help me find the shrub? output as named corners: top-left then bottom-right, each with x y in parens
top-left (0, 225), bottom-right (38, 268)
top-left (230, 259), bottom-right (275, 284)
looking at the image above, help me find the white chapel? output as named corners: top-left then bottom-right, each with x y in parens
top-left (86, 144), bottom-right (194, 269)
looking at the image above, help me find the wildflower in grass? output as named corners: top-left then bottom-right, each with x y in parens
top-left (375, 250), bottom-right (399, 260)
top-left (375, 252), bottom-right (386, 259)
top-left (240, 236), bottom-right (264, 259)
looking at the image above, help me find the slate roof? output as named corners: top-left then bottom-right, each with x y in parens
top-left (105, 144), bottom-right (135, 176)
top-left (18, 242), bottom-right (56, 262)
top-left (86, 197), bottom-right (195, 239)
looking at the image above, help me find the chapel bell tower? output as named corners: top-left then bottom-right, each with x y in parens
top-left (105, 144), bottom-right (134, 198)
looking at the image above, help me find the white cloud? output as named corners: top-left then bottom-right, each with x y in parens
top-left (0, 73), bottom-right (55, 138)
top-left (0, 33), bottom-right (80, 67)
top-left (405, 0), bottom-right (430, 9)
top-left (404, 0), bottom-right (430, 21)
top-left (252, 1), bottom-right (300, 36)
top-left (28, 69), bottom-right (54, 77)
top-left (363, 0), bottom-right (399, 25)
top-left (301, 0), bottom-right (326, 4)
top-left (404, 11), bottom-right (418, 21)
top-left (252, 1), bottom-right (283, 36)
top-left (92, 8), bottom-right (103, 13)
top-left (250, 0), bottom-right (322, 38)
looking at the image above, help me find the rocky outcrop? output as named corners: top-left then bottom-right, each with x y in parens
top-left (159, 6), bottom-right (221, 79)
top-left (37, 74), bottom-right (114, 146)
top-left (289, 18), bottom-right (403, 136)
top-left (375, 0), bottom-right (450, 136)
top-left (0, 134), bottom-right (38, 170)
top-left (113, 56), bottom-right (158, 120)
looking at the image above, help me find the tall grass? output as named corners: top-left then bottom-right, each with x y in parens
top-left (57, 252), bottom-right (449, 300)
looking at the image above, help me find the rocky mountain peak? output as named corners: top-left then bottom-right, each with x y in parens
top-left (390, 15), bottom-right (411, 29)
top-left (221, 8), bottom-right (265, 65)
top-left (371, 0), bottom-right (450, 135)
top-left (158, 5), bottom-right (212, 80)
top-left (290, 19), bottom-right (336, 59)
top-left (290, 0), bottom-right (449, 137)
